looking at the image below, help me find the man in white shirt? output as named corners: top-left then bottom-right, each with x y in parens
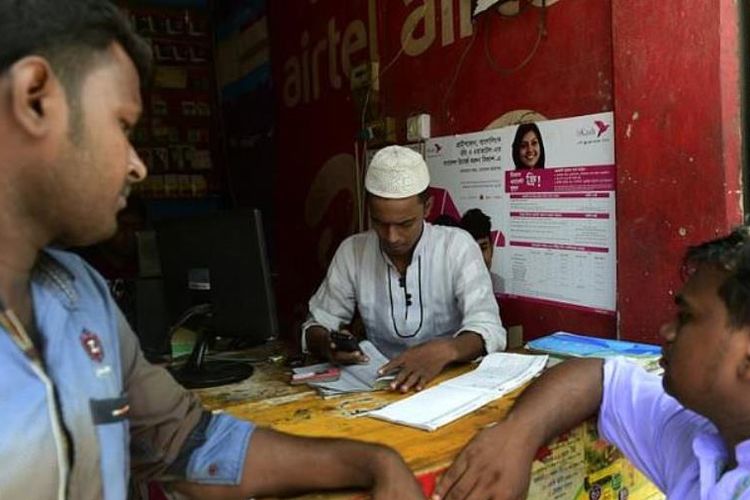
top-left (302, 146), bottom-right (507, 392)
top-left (433, 226), bottom-right (750, 500)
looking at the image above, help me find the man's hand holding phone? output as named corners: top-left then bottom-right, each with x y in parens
top-left (329, 330), bottom-right (369, 364)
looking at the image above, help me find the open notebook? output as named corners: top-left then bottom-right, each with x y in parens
top-left (366, 352), bottom-right (548, 431)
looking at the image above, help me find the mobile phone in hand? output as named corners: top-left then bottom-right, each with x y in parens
top-left (330, 331), bottom-right (359, 352)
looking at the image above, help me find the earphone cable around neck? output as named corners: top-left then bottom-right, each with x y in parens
top-left (0, 291), bottom-right (42, 366)
top-left (384, 253), bottom-right (424, 338)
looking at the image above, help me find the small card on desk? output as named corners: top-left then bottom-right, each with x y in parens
top-left (290, 367), bottom-right (341, 385)
top-left (290, 341), bottom-right (393, 395)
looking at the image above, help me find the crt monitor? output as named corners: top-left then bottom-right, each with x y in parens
top-left (155, 208), bottom-right (278, 388)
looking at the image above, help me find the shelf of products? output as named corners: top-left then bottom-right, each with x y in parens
top-left (121, 3), bottom-right (224, 200)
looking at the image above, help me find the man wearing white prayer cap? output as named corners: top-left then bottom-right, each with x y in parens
top-left (301, 145), bottom-right (507, 392)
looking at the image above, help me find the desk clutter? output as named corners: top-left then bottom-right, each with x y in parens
top-left (291, 340), bottom-right (395, 396)
top-left (294, 347), bottom-right (548, 432)
top-left (198, 345), bottom-right (663, 499)
top-left (367, 352), bottom-right (547, 431)
top-left (526, 331), bottom-right (663, 374)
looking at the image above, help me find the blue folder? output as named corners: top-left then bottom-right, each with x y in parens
top-left (526, 331), bottom-right (661, 358)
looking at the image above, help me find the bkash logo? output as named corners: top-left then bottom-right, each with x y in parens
top-left (427, 142), bottom-right (443, 157)
top-left (594, 120), bottom-right (610, 137)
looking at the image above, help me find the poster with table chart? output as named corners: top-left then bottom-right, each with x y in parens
top-left (425, 112), bottom-right (616, 313)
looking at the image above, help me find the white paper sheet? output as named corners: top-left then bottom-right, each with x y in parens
top-left (367, 352), bottom-right (548, 431)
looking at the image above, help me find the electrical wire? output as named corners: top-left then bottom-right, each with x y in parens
top-left (355, 6), bottom-right (414, 227)
top-left (441, 25), bottom-right (480, 112)
top-left (359, 1), bottom-right (427, 134)
top-left (168, 303), bottom-right (213, 338)
top-left (483, 0), bottom-right (547, 76)
top-left (360, 36), bottom-right (408, 133)
top-left (379, 38), bottom-right (408, 77)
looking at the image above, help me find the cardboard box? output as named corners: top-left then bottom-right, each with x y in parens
top-left (527, 419), bottom-right (664, 500)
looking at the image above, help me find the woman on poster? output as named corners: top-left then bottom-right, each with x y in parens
top-left (512, 122), bottom-right (545, 169)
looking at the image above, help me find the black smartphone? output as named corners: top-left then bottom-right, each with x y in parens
top-left (330, 331), bottom-right (359, 352)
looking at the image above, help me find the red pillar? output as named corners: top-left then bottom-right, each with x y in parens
top-left (612, 0), bottom-right (743, 342)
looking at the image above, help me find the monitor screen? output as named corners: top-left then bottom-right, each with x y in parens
top-left (155, 208), bottom-right (278, 387)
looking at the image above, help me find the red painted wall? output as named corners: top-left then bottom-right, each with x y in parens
top-left (269, 0), bottom-right (371, 339)
top-left (267, 0), bottom-right (742, 345)
top-left (612, 0), bottom-right (743, 343)
top-left (378, 0), bottom-right (613, 136)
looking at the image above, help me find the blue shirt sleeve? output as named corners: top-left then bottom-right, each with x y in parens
top-left (118, 306), bottom-right (255, 485)
top-left (183, 412), bottom-right (255, 485)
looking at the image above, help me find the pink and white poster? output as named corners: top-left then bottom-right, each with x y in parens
top-left (425, 112), bottom-right (616, 313)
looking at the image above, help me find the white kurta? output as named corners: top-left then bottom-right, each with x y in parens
top-left (302, 223), bottom-right (507, 359)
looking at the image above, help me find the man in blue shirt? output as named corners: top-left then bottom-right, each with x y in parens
top-left (0, 1), bottom-right (423, 499)
top-left (433, 226), bottom-right (750, 499)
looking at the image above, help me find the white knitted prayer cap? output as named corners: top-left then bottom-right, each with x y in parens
top-left (365, 145), bottom-right (430, 199)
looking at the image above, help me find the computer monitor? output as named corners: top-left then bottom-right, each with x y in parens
top-left (155, 208), bottom-right (278, 388)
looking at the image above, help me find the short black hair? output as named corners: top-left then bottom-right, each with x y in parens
top-left (683, 226), bottom-right (750, 328)
top-left (433, 214), bottom-right (459, 227)
top-left (0, 0), bottom-right (152, 116)
top-left (460, 208), bottom-right (491, 240)
top-left (512, 122), bottom-right (546, 169)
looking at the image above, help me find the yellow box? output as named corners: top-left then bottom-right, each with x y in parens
top-left (528, 419), bottom-right (664, 500)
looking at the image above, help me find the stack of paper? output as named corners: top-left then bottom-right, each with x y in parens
top-left (292, 340), bottom-right (394, 397)
top-left (366, 352), bottom-right (548, 431)
top-left (526, 331), bottom-right (662, 374)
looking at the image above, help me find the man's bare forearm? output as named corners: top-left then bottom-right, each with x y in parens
top-left (174, 428), bottom-right (421, 499)
top-left (504, 357), bottom-right (604, 448)
top-left (452, 331), bottom-right (486, 362)
top-left (432, 358), bottom-right (605, 500)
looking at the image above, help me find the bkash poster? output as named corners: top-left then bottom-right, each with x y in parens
top-left (425, 112), bottom-right (616, 313)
